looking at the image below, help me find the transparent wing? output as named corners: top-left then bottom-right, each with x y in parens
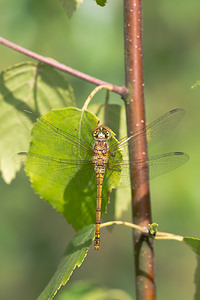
top-left (148, 152), bottom-right (189, 180)
top-left (19, 109), bottom-right (188, 189)
top-left (18, 152), bottom-right (94, 186)
top-left (35, 117), bottom-right (94, 155)
top-left (106, 152), bottom-right (189, 187)
top-left (108, 108), bottom-right (185, 155)
top-left (18, 152), bottom-right (93, 169)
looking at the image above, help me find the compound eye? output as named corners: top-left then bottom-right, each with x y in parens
top-left (93, 129), bottom-right (100, 139)
top-left (104, 130), bottom-right (111, 139)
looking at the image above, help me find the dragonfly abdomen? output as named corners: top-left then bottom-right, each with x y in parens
top-left (93, 140), bottom-right (109, 250)
top-left (94, 168), bottom-right (105, 250)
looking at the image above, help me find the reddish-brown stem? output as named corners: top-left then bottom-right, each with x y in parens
top-left (0, 36), bottom-right (127, 97)
top-left (124, 0), bottom-right (156, 299)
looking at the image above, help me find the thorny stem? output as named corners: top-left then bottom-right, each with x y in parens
top-left (0, 36), bottom-right (128, 97)
top-left (124, 0), bottom-right (156, 299)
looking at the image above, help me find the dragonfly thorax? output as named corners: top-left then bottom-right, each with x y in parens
top-left (92, 126), bottom-right (112, 141)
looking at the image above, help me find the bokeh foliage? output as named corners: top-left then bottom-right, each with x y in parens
top-left (0, 0), bottom-right (200, 299)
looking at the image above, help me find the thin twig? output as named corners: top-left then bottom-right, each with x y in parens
top-left (101, 221), bottom-right (184, 242)
top-left (0, 36), bottom-right (128, 97)
top-left (79, 85), bottom-right (113, 146)
top-left (101, 220), bottom-right (148, 233)
top-left (81, 85), bottom-right (113, 111)
top-left (156, 232), bottom-right (183, 242)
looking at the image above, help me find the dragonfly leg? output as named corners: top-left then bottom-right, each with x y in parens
top-left (109, 150), bottom-right (116, 158)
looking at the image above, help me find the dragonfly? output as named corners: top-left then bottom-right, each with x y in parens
top-left (19, 108), bottom-right (189, 250)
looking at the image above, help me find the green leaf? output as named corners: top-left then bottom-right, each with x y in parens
top-left (0, 62), bottom-right (75, 183)
top-left (149, 223), bottom-right (158, 236)
top-left (59, 0), bottom-right (83, 18)
top-left (96, 0), bottom-right (108, 7)
top-left (24, 107), bottom-right (122, 231)
top-left (37, 224), bottom-right (95, 300)
top-left (57, 281), bottom-right (133, 300)
top-left (194, 256), bottom-right (200, 300)
top-left (184, 237), bottom-right (200, 255)
top-left (183, 238), bottom-right (200, 299)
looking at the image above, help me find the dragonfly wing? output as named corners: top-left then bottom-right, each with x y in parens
top-left (18, 152), bottom-right (94, 186)
top-left (108, 108), bottom-right (185, 155)
top-left (35, 117), bottom-right (94, 156)
top-left (106, 151), bottom-right (189, 188)
top-left (148, 152), bottom-right (189, 180)
top-left (18, 151), bottom-right (98, 230)
top-left (145, 108), bottom-right (185, 147)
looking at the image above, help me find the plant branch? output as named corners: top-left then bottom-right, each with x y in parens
top-left (101, 220), bottom-right (148, 233)
top-left (81, 85), bottom-right (113, 111)
top-left (123, 0), bottom-right (156, 299)
top-left (155, 232), bottom-right (183, 242)
top-left (0, 36), bottom-right (127, 97)
top-left (101, 221), bottom-right (184, 242)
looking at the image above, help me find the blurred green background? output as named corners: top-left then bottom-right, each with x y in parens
top-left (0, 0), bottom-right (200, 299)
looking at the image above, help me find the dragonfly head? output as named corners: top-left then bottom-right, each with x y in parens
top-left (92, 126), bottom-right (112, 141)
